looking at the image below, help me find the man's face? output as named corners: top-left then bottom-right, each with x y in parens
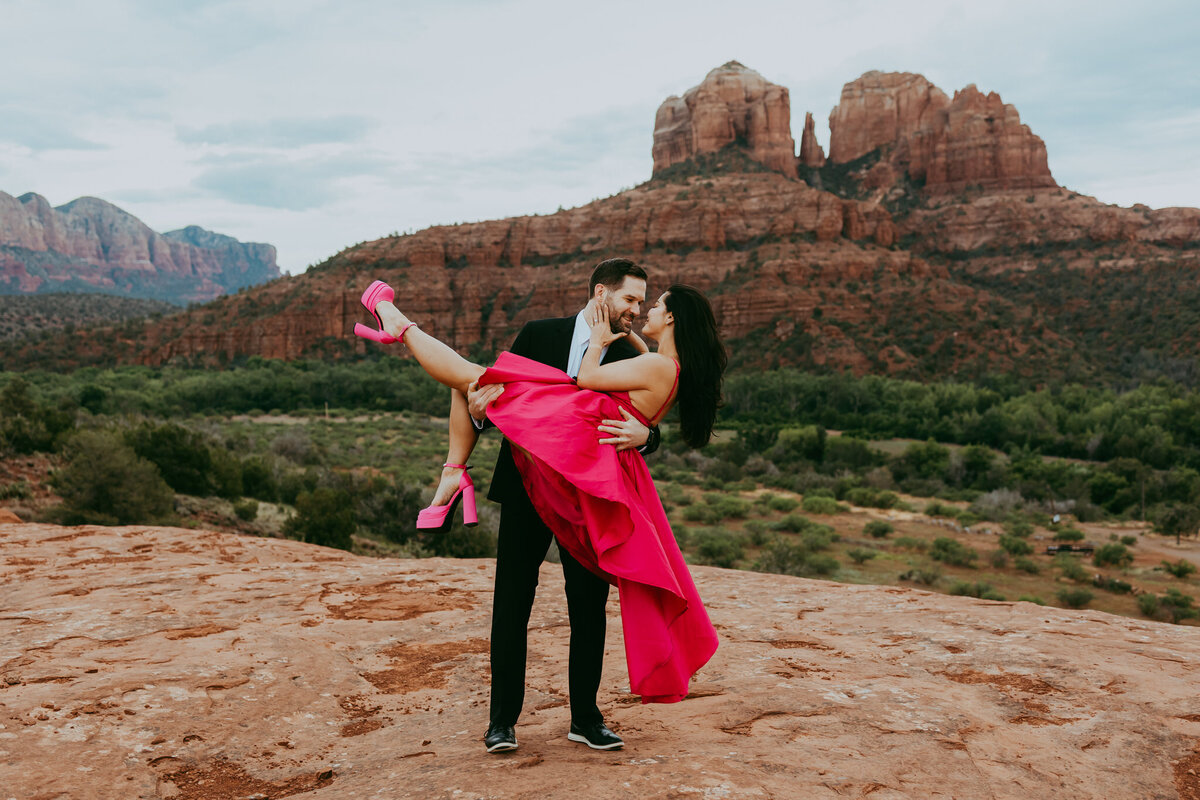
top-left (601, 276), bottom-right (646, 335)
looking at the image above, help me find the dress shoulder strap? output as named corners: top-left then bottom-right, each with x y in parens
top-left (649, 361), bottom-right (681, 426)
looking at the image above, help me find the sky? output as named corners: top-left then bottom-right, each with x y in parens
top-left (1, 0), bottom-right (1197, 274)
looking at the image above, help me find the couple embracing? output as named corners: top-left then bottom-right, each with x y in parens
top-left (356, 258), bottom-right (725, 754)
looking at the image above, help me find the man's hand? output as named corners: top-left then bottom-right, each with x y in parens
top-left (597, 407), bottom-right (649, 451)
top-left (467, 379), bottom-right (504, 422)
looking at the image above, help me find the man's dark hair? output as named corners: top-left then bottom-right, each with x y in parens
top-left (588, 258), bottom-right (647, 299)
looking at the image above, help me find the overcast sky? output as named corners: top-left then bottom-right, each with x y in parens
top-left (1, 0), bottom-right (1196, 273)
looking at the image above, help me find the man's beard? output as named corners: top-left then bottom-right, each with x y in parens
top-left (606, 298), bottom-right (634, 334)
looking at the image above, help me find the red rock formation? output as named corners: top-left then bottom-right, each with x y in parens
top-left (123, 172), bottom-right (927, 367)
top-left (828, 71), bottom-right (948, 165)
top-left (653, 61), bottom-right (797, 177)
top-left (0, 191), bottom-right (279, 303)
top-left (901, 189), bottom-right (1200, 252)
top-left (828, 71), bottom-right (1055, 194)
top-left (798, 111), bottom-right (826, 167)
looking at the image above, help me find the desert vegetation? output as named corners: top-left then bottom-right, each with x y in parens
top-left (2, 357), bottom-right (1199, 626)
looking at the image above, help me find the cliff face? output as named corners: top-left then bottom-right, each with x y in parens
top-left (4, 63), bottom-right (1199, 384)
top-left (653, 61), bottom-right (797, 178)
top-left (0, 192), bottom-right (279, 303)
top-left (4, 522), bottom-right (1200, 800)
top-left (827, 71), bottom-right (1056, 194)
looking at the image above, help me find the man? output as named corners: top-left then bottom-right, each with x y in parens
top-left (467, 258), bottom-right (659, 754)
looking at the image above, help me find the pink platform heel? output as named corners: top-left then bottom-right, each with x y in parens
top-left (417, 463), bottom-right (478, 531)
top-left (353, 279), bottom-right (416, 344)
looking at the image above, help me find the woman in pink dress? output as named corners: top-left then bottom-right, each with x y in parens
top-left (360, 281), bottom-right (725, 703)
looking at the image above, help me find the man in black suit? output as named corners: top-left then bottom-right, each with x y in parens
top-left (468, 258), bottom-right (659, 754)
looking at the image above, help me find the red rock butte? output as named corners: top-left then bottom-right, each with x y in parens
top-left (826, 70), bottom-right (1056, 194)
top-left (653, 61), bottom-right (798, 178)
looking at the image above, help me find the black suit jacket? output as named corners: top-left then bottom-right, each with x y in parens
top-left (487, 315), bottom-right (651, 504)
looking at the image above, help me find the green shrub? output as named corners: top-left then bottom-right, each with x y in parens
top-left (126, 423), bottom-right (215, 496)
top-left (753, 538), bottom-right (838, 578)
top-left (1092, 543), bottom-right (1132, 568)
top-left (1014, 556), bottom-right (1041, 574)
top-left (1095, 576), bottom-right (1132, 594)
top-left (1120, 535), bottom-right (1138, 547)
top-left (998, 534), bottom-right (1033, 556)
top-left (924, 502), bottom-right (960, 519)
top-left (894, 536), bottom-right (928, 552)
top-left (802, 496), bottom-right (844, 515)
top-left (1005, 520), bottom-right (1034, 538)
top-left (1160, 588), bottom-right (1199, 623)
top-left (864, 520), bottom-right (894, 539)
top-left (767, 494), bottom-right (799, 513)
top-left (0, 481), bottom-right (32, 500)
top-left (692, 528), bottom-right (745, 568)
top-left (50, 430), bottom-right (175, 525)
top-left (845, 487), bottom-right (898, 509)
top-left (847, 547), bottom-right (878, 565)
top-left (743, 520), bottom-right (772, 547)
top-left (805, 553), bottom-right (840, 576)
top-left (988, 549), bottom-right (1009, 568)
top-left (233, 499), bottom-right (259, 521)
top-left (898, 567), bottom-right (941, 586)
top-left (1137, 593), bottom-right (1161, 618)
top-left (930, 537), bottom-right (977, 567)
top-left (702, 492), bottom-right (752, 520)
top-left (240, 456), bottom-right (278, 502)
top-left (683, 505), bottom-right (724, 525)
top-left (1052, 527), bottom-right (1085, 543)
top-left (1054, 554), bottom-right (1089, 582)
top-left (1018, 595), bottom-right (1046, 605)
top-left (284, 487), bottom-right (356, 551)
top-left (1055, 588), bottom-right (1094, 609)
top-left (771, 513), bottom-right (828, 536)
top-left (949, 581), bottom-right (1004, 601)
top-left (1162, 559), bottom-right (1197, 579)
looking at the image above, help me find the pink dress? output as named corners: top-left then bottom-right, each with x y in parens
top-left (479, 351), bottom-right (719, 704)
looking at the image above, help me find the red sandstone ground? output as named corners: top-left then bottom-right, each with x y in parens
top-left (3, 521), bottom-right (1200, 799)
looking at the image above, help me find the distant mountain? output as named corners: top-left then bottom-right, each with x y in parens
top-left (0, 192), bottom-right (279, 304)
top-left (4, 64), bottom-right (1199, 387)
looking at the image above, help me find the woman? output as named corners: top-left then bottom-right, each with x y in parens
top-left (356, 279), bottom-right (725, 702)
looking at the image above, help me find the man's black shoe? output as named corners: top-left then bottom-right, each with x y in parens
top-left (567, 721), bottom-right (624, 750)
top-left (484, 724), bottom-right (518, 753)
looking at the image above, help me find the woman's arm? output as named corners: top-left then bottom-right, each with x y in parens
top-left (577, 301), bottom-right (672, 392)
top-left (578, 350), bottom-right (670, 392)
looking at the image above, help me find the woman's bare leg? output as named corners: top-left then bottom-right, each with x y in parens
top-left (375, 301), bottom-right (485, 393)
top-left (431, 388), bottom-right (480, 506)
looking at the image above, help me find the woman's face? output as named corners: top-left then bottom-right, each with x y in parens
top-left (641, 292), bottom-right (672, 340)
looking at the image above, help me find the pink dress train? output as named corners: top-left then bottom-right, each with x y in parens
top-left (479, 351), bottom-right (718, 703)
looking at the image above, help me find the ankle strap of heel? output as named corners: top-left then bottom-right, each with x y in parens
top-left (397, 322), bottom-right (417, 342)
top-left (443, 463), bottom-right (471, 470)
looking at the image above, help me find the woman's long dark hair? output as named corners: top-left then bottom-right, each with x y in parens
top-left (664, 284), bottom-right (726, 448)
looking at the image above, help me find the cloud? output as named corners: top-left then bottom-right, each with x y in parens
top-left (0, 109), bottom-right (107, 152)
top-left (177, 115), bottom-right (375, 147)
top-left (397, 105), bottom-right (648, 190)
top-left (192, 152), bottom-right (391, 211)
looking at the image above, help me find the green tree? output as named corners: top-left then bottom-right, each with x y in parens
top-left (285, 487), bottom-right (356, 551)
top-left (127, 423), bottom-right (214, 496)
top-left (1093, 542), bottom-right (1133, 568)
top-left (51, 430), bottom-right (175, 525)
top-left (1155, 504), bottom-right (1200, 546)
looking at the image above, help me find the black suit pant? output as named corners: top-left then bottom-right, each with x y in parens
top-left (488, 487), bottom-right (609, 728)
